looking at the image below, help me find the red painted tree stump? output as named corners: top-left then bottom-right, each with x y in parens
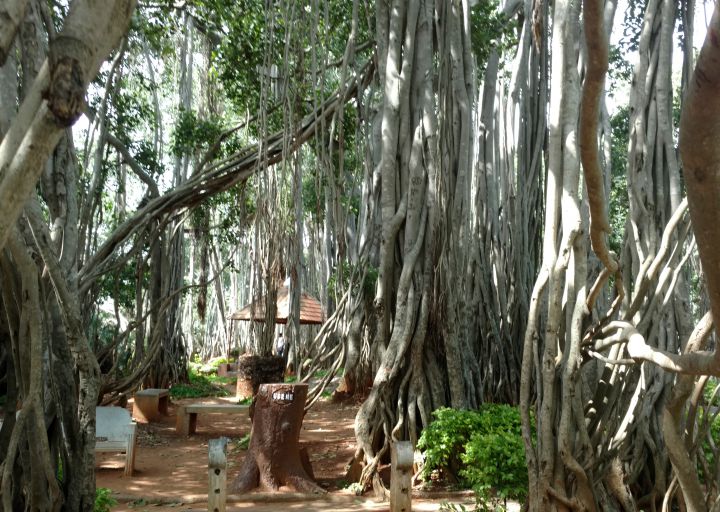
top-left (235, 355), bottom-right (285, 399)
top-left (233, 383), bottom-right (324, 494)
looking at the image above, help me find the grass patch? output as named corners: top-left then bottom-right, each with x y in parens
top-left (236, 433), bottom-right (251, 450)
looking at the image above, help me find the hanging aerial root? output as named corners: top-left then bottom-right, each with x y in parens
top-left (579, 0), bottom-right (617, 275)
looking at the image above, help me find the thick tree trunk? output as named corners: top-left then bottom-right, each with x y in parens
top-left (233, 383), bottom-right (323, 493)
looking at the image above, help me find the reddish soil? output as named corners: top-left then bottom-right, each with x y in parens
top-left (96, 387), bottom-right (512, 512)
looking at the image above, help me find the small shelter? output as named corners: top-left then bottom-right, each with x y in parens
top-left (227, 286), bottom-right (325, 325)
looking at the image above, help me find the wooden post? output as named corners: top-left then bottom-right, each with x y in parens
top-left (390, 441), bottom-right (413, 512)
top-left (208, 437), bottom-right (228, 512)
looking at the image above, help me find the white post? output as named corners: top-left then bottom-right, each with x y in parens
top-left (390, 440), bottom-right (413, 512)
top-left (208, 437), bottom-right (228, 512)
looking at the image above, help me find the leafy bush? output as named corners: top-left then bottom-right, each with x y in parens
top-left (418, 405), bottom-right (529, 501)
top-left (418, 408), bottom-right (485, 481)
top-left (461, 430), bottom-right (527, 501)
top-left (94, 488), bottom-right (117, 512)
top-left (698, 406), bottom-right (720, 482)
top-left (170, 368), bottom-right (233, 399)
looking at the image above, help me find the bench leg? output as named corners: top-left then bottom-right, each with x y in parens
top-left (176, 407), bottom-right (190, 435)
top-left (158, 395), bottom-right (169, 416)
top-left (188, 413), bottom-right (198, 435)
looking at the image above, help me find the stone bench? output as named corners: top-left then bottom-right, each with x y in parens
top-left (96, 406), bottom-right (137, 476)
top-left (133, 388), bottom-right (169, 423)
top-left (176, 403), bottom-right (250, 436)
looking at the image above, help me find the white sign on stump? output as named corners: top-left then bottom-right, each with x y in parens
top-left (390, 440), bottom-right (413, 512)
top-left (208, 437), bottom-right (228, 512)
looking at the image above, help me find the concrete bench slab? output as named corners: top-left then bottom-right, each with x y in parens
top-left (133, 388), bottom-right (170, 423)
top-left (96, 406), bottom-right (137, 476)
top-left (176, 403), bottom-right (250, 436)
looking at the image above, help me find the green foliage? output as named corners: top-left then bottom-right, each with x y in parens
top-left (236, 433), bottom-right (251, 450)
top-left (608, 45), bottom-right (633, 98)
top-left (621, 0), bottom-right (644, 52)
top-left (96, 259), bottom-right (146, 311)
top-left (418, 408), bottom-right (483, 479)
top-left (194, 0), bottom-right (369, 119)
top-left (302, 172), bottom-right (325, 222)
top-left (418, 405), bottom-right (529, 501)
top-left (609, 106), bottom-right (630, 255)
top-left (328, 262), bottom-right (378, 299)
top-left (56, 455), bottom-right (63, 482)
top-left (697, 408), bottom-right (720, 483)
top-left (469, 1), bottom-right (516, 73)
top-left (170, 109), bottom-right (224, 157)
top-left (461, 431), bottom-right (527, 501)
top-left (170, 367), bottom-right (232, 399)
top-left (94, 488), bottom-right (117, 512)
top-left (698, 379), bottom-right (720, 481)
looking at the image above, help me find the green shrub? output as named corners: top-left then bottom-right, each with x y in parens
top-left (94, 488), bottom-right (117, 512)
top-left (417, 408), bottom-right (484, 481)
top-left (418, 404), bottom-right (529, 501)
top-left (698, 407), bottom-right (720, 483)
top-left (461, 430), bottom-right (527, 501)
top-left (170, 368), bottom-right (233, 399)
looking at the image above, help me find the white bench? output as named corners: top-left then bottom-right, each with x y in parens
top-left (176, 403), bottom-right (250, 436)
top-left (96, 406), bottom-right (137, 476)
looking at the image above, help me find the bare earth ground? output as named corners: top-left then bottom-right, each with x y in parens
top-left (96, 386), bottom-right (519, 512)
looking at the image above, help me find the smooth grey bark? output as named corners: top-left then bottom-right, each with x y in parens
top-left (0, 0), bottom-right (136, 252)
top-left (0, 0), bottom-right (30, 65)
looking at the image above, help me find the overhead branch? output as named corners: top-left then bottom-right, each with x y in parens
top-left (580, 0), bottom-right (617, 274)
top-left (79, 59), bottom-right (375, 291)
top-left (106, 133), bottom-right (159, 197)
top-left (605, 321), bottom-right (720, 376)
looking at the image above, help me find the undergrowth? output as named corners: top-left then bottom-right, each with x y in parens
top-left (170, 367), bottom-right (233, 399)
top-left (94, 488), bottom-right (117, 512)
top-left (418, 404), bottom-right (529, 504)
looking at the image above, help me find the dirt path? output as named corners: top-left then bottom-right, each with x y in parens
top-left (97, 393), bottom-right (517, 512)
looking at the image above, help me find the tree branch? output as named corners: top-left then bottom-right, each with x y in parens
top-left (605, 321), bottom-right (720, 376)
top-left (78, 60), bottom-right (374, 290)
top-left (106, 133), bottom-right (159, 197)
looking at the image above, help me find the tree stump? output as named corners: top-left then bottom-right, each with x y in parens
top-left (235, 355), bottom-right (285, 399)
top-left (233, 383), bottom-right (324, 494)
